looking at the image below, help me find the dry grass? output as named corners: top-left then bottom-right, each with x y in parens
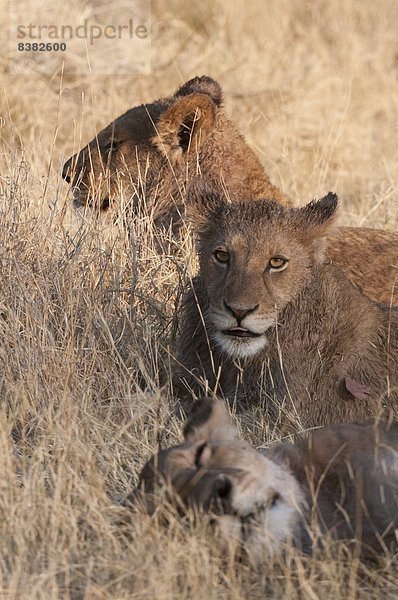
top-left (1, 0), bottom-right (398, 597)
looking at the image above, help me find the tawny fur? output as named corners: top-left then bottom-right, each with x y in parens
top-left (128, 398), bottom-right (398, 559)
top-left (62, 75), bottom-right (398, 306)
top-left (328, 227), bottom-right (398, 305)
top-left (175, 183), bottom-right (398, 431)
top-left (62, 75), bottom-right (287, 227)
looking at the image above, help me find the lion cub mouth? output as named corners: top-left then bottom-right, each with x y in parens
top-left (222, 327), bottom-right (262, 338)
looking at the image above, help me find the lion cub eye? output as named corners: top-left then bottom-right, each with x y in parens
top-left (214, 250), bottom-right (230, 264)
top-left (269, 256), bottom-right (288, 271)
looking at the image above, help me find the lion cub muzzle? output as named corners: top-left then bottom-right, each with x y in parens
top-left (222, 301), bottom-right (262, 338)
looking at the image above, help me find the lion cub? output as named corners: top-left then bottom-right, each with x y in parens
top-left (175, 182), bottom-right (398, 430)
top-left (128, 398), bottom-right (398, 560)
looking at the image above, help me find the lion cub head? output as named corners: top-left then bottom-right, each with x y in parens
top-left (127, 398), bottom-right (303, 557)
top-left (62, 76), bottom-right (222, 212)
top-left (62, 76), bottom-right (286, 223)
top-left (188, 181), bottom-right (338, 359)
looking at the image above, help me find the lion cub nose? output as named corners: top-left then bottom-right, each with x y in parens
top-left (224, 301), bottom-right (259, 323)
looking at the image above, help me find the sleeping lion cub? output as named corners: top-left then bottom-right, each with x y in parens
top-left (127, 398), bottom-right (398, 561)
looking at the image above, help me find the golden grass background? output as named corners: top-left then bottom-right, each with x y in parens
top-left (1, 0), bottom-right (398, 597)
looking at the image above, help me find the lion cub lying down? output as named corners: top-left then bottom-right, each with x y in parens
top-left (175, 182), bottom-right (398, 429)
top-left (127, 398), bottom-right (398, 559)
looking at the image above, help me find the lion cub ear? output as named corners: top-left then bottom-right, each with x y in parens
top-left (183, 397), bottom-right (238, 443)
top-left (153, 93), bottom-right (216, 162)
top-left (174, 76), bottom-right (223, 107)
top-left (301, 193), bottom-right (339, 228)
top-left (298, 192), bottom-right (339, 264)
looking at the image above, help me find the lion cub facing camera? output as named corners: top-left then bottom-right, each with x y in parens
top-left (175, 182), bottom-right (398, 431)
